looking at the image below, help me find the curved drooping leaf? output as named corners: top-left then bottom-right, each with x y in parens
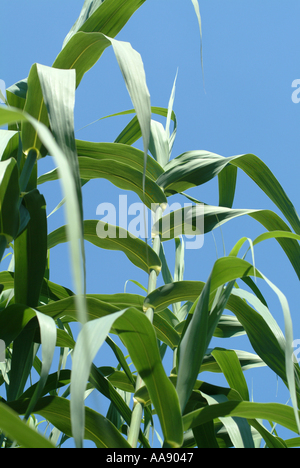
top-left (8, 396), bottom-right (131, 448)
top-left (156, 151), bottom-right (300, 235)
top-left (33, 64), bottom-right (87, 331)
top-left (211, 348), bottom-right (249, 401)
top-left (144, 257), bottom-right (261, 313)
top-left (0, 130), bottom-right (19, 162)
top-left (76, 141), bottom-right (164, 181)
top-left (144, 256), bottom-right (300, 415)
top-left (218, 163), bottom-right (237, 208)
top-left (183, 400), bottom-right (300, 437)
top-left (6, 79), bottom-right (27, 115)
top-left (0, 402), bottom-right (55, 448)
top-left (77, 157), bottom-right (166, 208)
top-left (62, 0), bottom-right (146, 51)
top-left (71, 307), bottom-right (183, 448)
top-left (200, 350), bottom-right (266, 374)
top-left (114, 106), bottom-right (177, 150)
top-left (38, 145), bottom-right (165, 204)
top-left (152, 204), bottom-right (300, 280)
top-left (113, 308), bottom-right (183, 448)
top-left (48, 220), bottom-right (162, 275)
top-left (54, 31), bottom-right (151, 197)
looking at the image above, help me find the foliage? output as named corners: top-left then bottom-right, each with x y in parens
top-left (0, 0), bottom-right (300, 448)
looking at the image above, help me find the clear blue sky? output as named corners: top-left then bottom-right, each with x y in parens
top-left (1, 0), bottom-right (300, 447)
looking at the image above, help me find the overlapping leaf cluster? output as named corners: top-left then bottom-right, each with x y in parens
top-left (0, 0), bottom-right (300, 448)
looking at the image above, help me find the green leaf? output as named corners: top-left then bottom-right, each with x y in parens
top-left (8, 396), bottom-right (131, 448)
top-left (144, 257), bottom-right (261, 313)
top-left (156, 150), bottom-right (300, 235)
top-left (113, 308), bottom-right (183, 448)
top-left (71, 307), bottom-right (183, 448)
top-left (149, 120), bottom-right (169, 168)
top-left (114, 106), bottom-right (177, 147)
top-left (211, 348), bottom-right (249, 401)
top-left (78, 157), bottom-right (166, 208)
top-left (0, 158), bottom-right (20, 246)
top-left (0, 100), bottom-right (87, 322)
top-left (6, 79), bottom-right (27, 118)
top-left (0, 130), bottom-right (19, 162)
top-left (21, 65), bottom-right (49, 158)
top-left (0, 401), bottom-right (54, 448)
top-left (47, 220), bottom-right (162, 275)
top-left (201, 393), bottom-right (254, 448)
top-left (218, 163), bottom-right (237, 208)
top-left (76, 141), bottom-right (164, 181)
top-left (190, 0), bottom-right (204, 84)
top-left (183, 401), bottom-right (300, 438)
top-left (23, 312), bottom-right (57, 420)
top-left (54, 32), bottom-right (151, 191)
top-left (152, 204), bottom-right (300, 280)
top-left (62, 0), bottom-right (146, 49)
top-left (213, 315), bottom-right (245, 338)
top-left (14, 189), bottom-right (47, 307)
top-left (39, 157), bottom-right (166, 208)
top-left (176, 265), bottom-right (236, 413)
top-left (200, 350), bottom-right (266, 374)
top-left (35, 64), bottom-right (87, 330)
top-left (71, 308), bottom-right (128, 447)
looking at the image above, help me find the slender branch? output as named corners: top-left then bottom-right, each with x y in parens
top-left (127, 205), bottom-right (163, 448)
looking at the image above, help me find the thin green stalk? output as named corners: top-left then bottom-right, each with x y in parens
top-left (127, 205), bottom-right (163, 448)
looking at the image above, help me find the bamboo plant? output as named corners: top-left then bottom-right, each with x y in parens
top-left (0, 0), bottom-right (300, 448)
